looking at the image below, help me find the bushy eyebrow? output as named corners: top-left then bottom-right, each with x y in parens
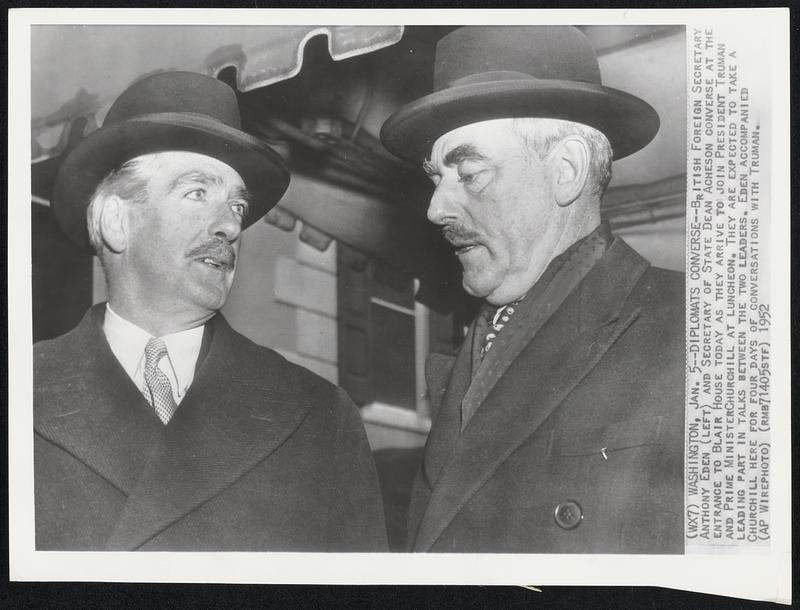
top-left (443, 144), bottom-right (487, 167)
top-left (423, 144), bottom-right (487, 176)
top-left (422, 158), bottom-right (438, 177)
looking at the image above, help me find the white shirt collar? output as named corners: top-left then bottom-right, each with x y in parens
top-left (102, 303), bottom-right (205, 404)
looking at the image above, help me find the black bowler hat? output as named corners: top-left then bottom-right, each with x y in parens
top-left (381, 26), bottom-right (660, 163)
top-left (52, 71), bottom-right (290, 248)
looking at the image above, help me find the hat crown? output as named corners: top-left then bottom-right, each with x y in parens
top-left (434, 26), bottom-right (601, 91)
top-left (104, 71), bottom-right (242, 129)
top-left (380, 26), bottom-right (659, 164)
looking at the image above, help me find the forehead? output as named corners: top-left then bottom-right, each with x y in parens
top-left (146, 151), bottom-right (244, 188)
top-left (430, 119), bottom-right (521, 164)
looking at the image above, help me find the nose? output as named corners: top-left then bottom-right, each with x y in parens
top-left (209, 203), bottom-right (242, 243)
top-left (427, 181), bottom-right (460, 226)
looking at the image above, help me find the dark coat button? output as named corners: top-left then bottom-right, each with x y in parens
top-left (554, 500), bottom-right (583, 530)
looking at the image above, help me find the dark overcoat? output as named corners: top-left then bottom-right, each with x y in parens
top-left (34, 305), bottom-right (387, 551)
top-left (409, 238), bottom-right (685, 553)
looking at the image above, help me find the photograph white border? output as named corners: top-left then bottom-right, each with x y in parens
top-left (8, 8), bottom-right (791, 603)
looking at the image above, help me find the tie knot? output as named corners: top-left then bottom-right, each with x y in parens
top-left (144, 337), bottom-right (168, 368)
top-left (480, 304), bottom-right (500, 323)
top-left (488, 301), bottom-right (519, 328)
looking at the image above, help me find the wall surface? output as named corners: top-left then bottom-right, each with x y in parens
top-left (616, 216), bottom-right (686, 272)
top-left (223, 220), bottom-right (339, 385)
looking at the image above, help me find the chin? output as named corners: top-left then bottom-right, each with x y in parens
top-left (189, 285), bottom-right (232, 315)
top-left (461, 275), bottom-right (495, 300)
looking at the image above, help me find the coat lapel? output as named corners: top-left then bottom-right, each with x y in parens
top-left (461, 227), bottom-right (613, 428)
top-left (413, 238), bottom-right (650, 551)
top-left (462, 269), bottom-right (575, 428)
top-left (420, 324), bottom-right (475, 489)
top-left (105, 315), bottom-right (317, 550)
top-left (34, 305), bottom-right (162, 495)
top-left (424, 352), bottom-right (457, 418)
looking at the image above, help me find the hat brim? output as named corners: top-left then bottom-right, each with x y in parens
top-left (380, 79), bottom-right (660, 163)
top-left (52, 112), bottom-right (290, 248)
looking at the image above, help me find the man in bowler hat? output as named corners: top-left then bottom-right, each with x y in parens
top-left (34, 71), bottom-right (387, 551)
top-left (381, 26), bottom-right (684, 553)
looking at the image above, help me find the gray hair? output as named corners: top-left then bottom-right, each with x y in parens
top-left (86, 154), bottom-right (156, 256)
top-left (511, 118), bottom-right (613, 197)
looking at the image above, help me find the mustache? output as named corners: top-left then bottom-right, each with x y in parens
top-left (187, 239), bottom-right (236, 264)
top-left (441, 224), bottom-right (481, 247)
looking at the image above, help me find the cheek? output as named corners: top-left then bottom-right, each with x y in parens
top-left (465, 187), bottom-right (502, 234)
top-left (487, 195), bottom-right (543, 262)
top-left (470, 191), bottom-right (516, 244)
top-left (504, 225), bottom-right (538, 266)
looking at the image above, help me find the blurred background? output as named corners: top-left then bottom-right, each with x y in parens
top-left (30, 24), bottom-right (686, 549)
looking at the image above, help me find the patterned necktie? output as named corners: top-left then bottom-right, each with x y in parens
top-left (143, 337), bottom-right (177, 424)
top-left (480, 303), bottom-right (518, 360)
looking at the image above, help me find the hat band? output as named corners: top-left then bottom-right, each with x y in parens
top-left (444, 71), bottom-right (537, 90)
top-left (126, 111), bottom-right (241, 131)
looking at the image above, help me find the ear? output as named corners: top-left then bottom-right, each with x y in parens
top-left (550, 136), bottom-right (590, 207)
top-left (97, 195), bottom-right (128, 253)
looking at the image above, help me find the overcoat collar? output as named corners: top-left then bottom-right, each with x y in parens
top-left (34, 305), bottom-right (163, 495)
top-left (35, 304), bottom-right (316, 550)
top-left (414, 237), bottom-right (650, 551)
top-left (460, 224), bottom-right (610, 429)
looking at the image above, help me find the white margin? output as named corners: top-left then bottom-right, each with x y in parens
top-left (8, 8), bottom-right (792, 603)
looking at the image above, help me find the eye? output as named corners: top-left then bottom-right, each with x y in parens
top-left (230, 201), bottom-right (248, 218)
top-left (185, 188), bottom-right (206, 201)
top-left (458, 169), bottom-right (491, 193)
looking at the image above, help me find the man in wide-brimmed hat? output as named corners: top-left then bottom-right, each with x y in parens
top-left (34, 71), bottom-right (386, 551)
top-left (381, 26), bottom-right (684, 553)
